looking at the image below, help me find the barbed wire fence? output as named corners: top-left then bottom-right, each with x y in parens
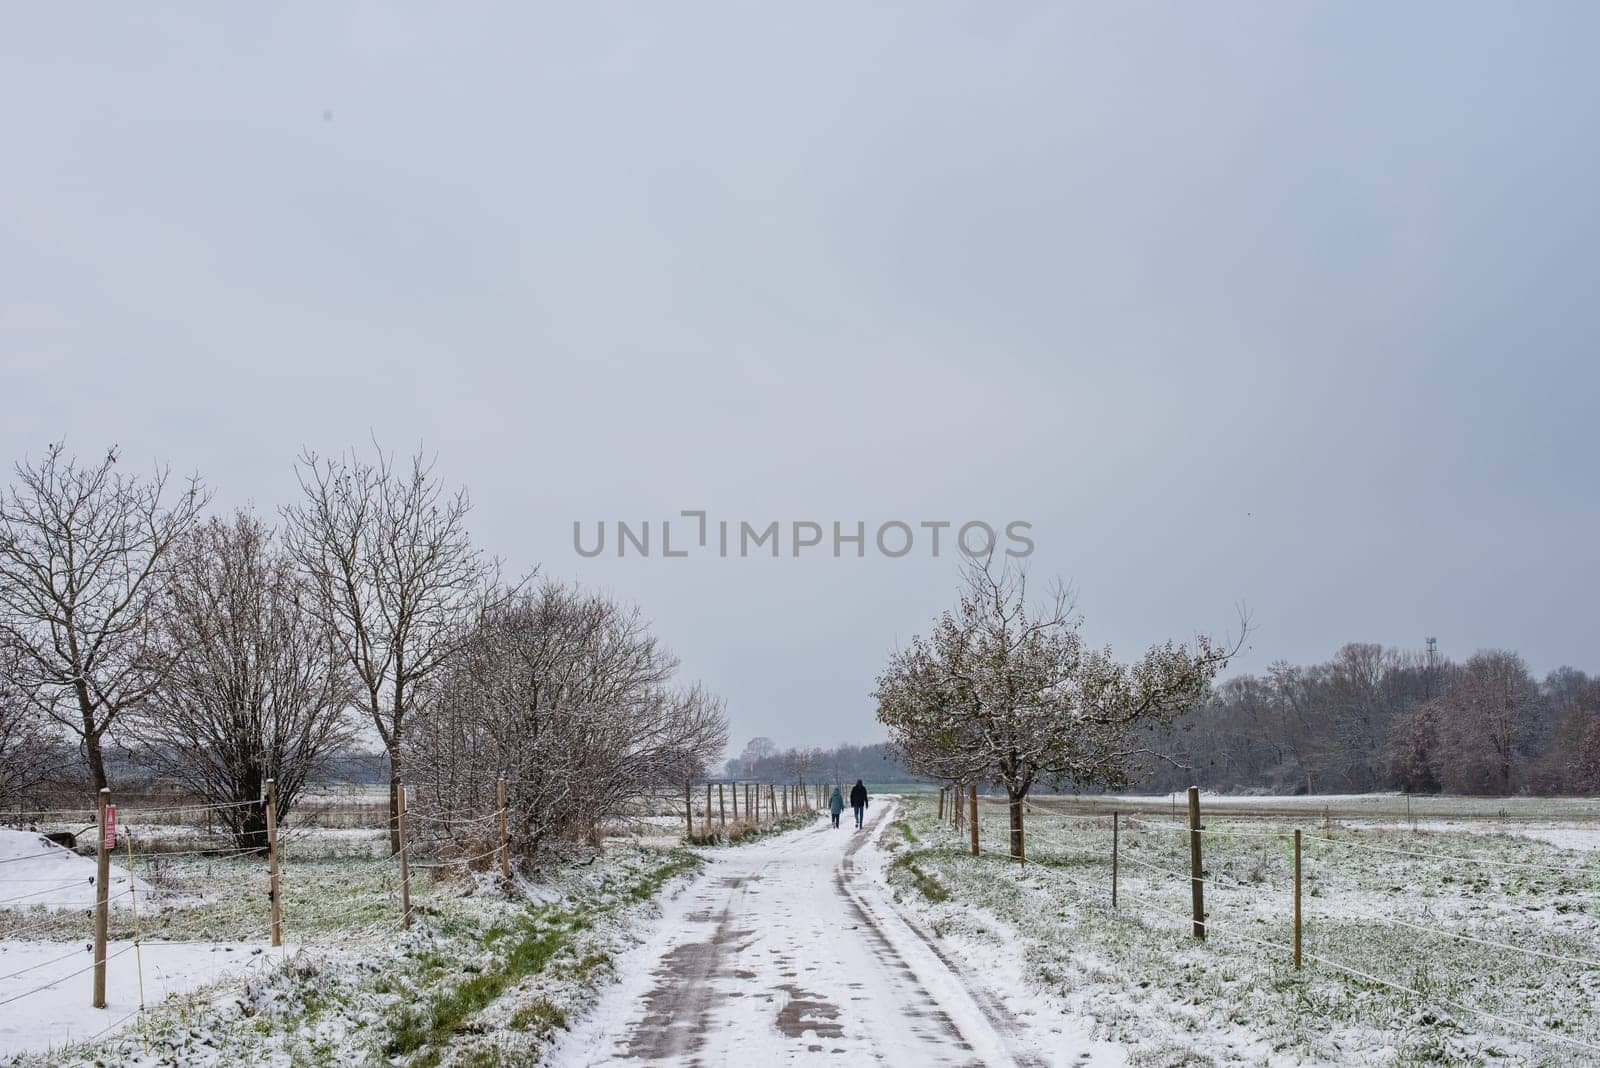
top-left (944, 786), bottom-right (1600, 1060)
top-left (0, 772), bottom-right (822, 1049)
top-left (0, 783), bottom-right (498, 1039)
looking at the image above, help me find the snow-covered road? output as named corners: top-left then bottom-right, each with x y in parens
top-left (550, 799), bottom-right (1077, 1067)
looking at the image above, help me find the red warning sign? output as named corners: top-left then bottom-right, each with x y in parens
top-left (103, 805), bottom-right (116, 850)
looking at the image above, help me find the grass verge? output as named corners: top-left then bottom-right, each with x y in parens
top-left (386, 850), bottom-right (699, 1067)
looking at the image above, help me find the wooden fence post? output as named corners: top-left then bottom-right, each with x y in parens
top-left (705, 782), bottom-right (713, 836)
top-left (265, 779), bottom-right (282, 947)
top-left (1111, 811), bottom-right (1119, 908)
top-left (968, 783), bottom-right (978, 857)
top-left (397, 781), bottom-right (412, 930)
top-left (93, 787), bottom-right (110, 1008)
top-left (719, 783), bottom-right (726, 826)
top-left (684, 782), bottom-right (693, 839)
top-left (937, 787), bottom-right (945, 822)
top-left (1188, 785), bottom-right (1204, 940)
top-left (1012, 794), bottom-right (1025, 866)
top-left (731, 780), bottom-right (739, 821)
top-left (498, 777), bottom-right (512, 880)
top-left (782, 785), bottom-right (789, 818)
top-left (1293, 828), bottom-right (1302, 969)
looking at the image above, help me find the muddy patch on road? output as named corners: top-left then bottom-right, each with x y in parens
top-left (775, 983), bottom-right (844, 1038)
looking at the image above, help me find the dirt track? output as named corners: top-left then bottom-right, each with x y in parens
top-left (552, 800), bottom-right (1054, 1066)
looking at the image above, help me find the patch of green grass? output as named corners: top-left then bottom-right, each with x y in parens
top-left (385, 850), bottom-right (701, 1066)
top-left (890, 852), bottom-right (950, 903)
top-left (508, 997), bottom-right (567, 1036)
top-left (624, 850), bottom-right (699, 900)
top-left (387, 918), bottom-right (575, 1063)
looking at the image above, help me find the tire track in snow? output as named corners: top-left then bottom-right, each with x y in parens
top-left (548, 799), bottom-right (1067, 1066)
top-left (836, 803), bottom-right (1049, 1068)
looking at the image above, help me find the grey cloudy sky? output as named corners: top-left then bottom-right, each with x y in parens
top-left (3, 4), bottom-right (1597, 754)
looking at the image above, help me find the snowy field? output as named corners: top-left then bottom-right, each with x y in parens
top-left (5, 792), bottom-right (1599, 1065)
top-left (0, 939), bottom-right (287, 1059)
top-left (1045, 791), bottom-right (1600, 822)
top-left (882, 793), bottom-right (1600, 1066)
top-left (0, 814), bottom-right (415, 1062)
top-left (0, 793), bottom-right (800, 1065)
top-left (0, 821), bottom-right (708, 1064)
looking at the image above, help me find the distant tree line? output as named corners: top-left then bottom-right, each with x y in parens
top-left (1140, 642), bottom-right (1600, 797)
top-left (723, 737), bottom-right (927, 786)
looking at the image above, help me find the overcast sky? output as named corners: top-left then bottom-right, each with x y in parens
top-left (3, 4), bottom-right (1597, 755)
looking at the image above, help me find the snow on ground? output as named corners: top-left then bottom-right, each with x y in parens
top-left (0, 829), bottom-right (152, 912)
top-left (879, 793), bottom-right (1600, 1066)
top-left (1, 832), bottom-right (710, 1067)
top-left (0, 940), bottom-right (287, 1059)
top-left (548, 798), bottom-right (1121, 1067)
top-left (1345, 819), bottom-right (1600, 852)
top-left (1072, 791), bottom-right (1600, 820)
top-left (1502, 824), bottom-right (1600, 851)
top-left (14, 794), bottom-right (1597, 1065)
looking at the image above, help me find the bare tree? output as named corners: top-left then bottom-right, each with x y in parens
top-left (283, 444), bottom-right (499, 852)
top-left (731, 737), bottom-right (776, 778)
top-left (0, 443), bottom-right (207, 791)
top-left (877, 557), bottom-right (1238, 858)
top-left (140, 513), bottom-right (355, 850)
top-left (1437, 651), bottom-right (1544, 794)
top-left (409, 581), bottom-right (728, 857)
top-left (0, 643), bottom-right (70, 806)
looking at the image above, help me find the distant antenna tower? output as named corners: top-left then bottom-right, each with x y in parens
top-left (1425, 636), bottom-right (1438, 663)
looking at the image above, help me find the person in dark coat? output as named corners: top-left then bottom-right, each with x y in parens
top-left (849, 780), bottom-right (869, 829)
top-left (828, 786), bottom-right (845, 828)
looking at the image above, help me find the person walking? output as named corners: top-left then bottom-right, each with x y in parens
top-left (849, 779), bottom-right (869, 829)
top-left (828, 786), bottom-right (845, 829)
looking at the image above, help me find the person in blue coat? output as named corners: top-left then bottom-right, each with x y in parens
top-left (828, 786), bottom-right (845, 828)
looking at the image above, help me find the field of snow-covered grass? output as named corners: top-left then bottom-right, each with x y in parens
top-left (1052, 791), bottom-right (1600, 822)
top-left (881, 793), bottom-right (1600, 1066)
top-left (0, 806), bottom-right (704, 1066)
